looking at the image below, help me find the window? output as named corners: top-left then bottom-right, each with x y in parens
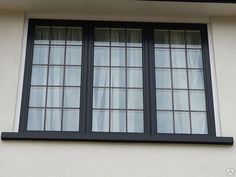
top-left (2, 19), bottom-right (233, 144)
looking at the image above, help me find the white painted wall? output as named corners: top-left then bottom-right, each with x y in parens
top-left (0, 11), bottom-right (235, 177)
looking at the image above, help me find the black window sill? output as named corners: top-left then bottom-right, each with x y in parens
top-left (1, 132), bottom-right (234, 145)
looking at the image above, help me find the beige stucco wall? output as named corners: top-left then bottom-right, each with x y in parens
top-left (0, 11), bottom-right (235, 177)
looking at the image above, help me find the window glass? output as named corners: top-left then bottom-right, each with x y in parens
top-left (154, 29), bottom-right (208, 134)
top-left (27, 26), bottom-right (82, 132)
top-left (92, 28), bottom-right (144, 133)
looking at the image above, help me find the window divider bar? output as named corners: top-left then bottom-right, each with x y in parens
top-left (143, 26), bottom-right (153, 135)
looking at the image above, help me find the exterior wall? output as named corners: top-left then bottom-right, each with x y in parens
top-left (0, 11), bottom-right (235, 177)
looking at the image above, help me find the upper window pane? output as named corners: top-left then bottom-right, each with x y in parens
top-left (171, 30), bottom-right (185, 48)
top-left (186, 31), bottom-right (201, 48)
top-left (51, 27), bottom-right (66, 45)
top-left (154, 30), bottom-right (169, 48)
top-left (34, 26), bottom-right (50, 44)
top-left (127, 29), bottom-right (142, 47)
top-left (111, 28), bottom-right (125, 46)
top-left (94, 28), bottom-right (110, 46)
top-left (67, 27), bottom-right (82, 45)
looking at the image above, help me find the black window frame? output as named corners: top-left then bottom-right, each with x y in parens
top-left (1, 19), bottom-right (233, 145)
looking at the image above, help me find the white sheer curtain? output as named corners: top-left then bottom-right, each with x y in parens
top-left (92, 28), bottom-right (144, 132)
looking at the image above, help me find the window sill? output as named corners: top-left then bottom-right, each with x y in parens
top-left (1, 132), bottom-right (234, 145)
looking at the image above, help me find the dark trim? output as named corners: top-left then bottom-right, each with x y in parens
top-left (1, 132), bottom-right (234, 145)
top-left (9, 19), bottom-right (233, 145)
top-left (139, 0), bottom-right (236, 3)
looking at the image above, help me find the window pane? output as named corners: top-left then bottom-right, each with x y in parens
top-left (127, 29), bottom-right (142, 47)
top-left (50, 46), bottom-right (65, 65)
top-left (34, 26), bottom-right (50, 44)
top-left (29, 87), bottom-right (46, 107)
top-left (63, 109), bottom-right (80, 131)
top-left (172, 69), bottom-right (187, 89)
top-left (51, 27), bottom-right (66, 45)
top-left (65, 66), bottom-right (81, 86)
top-left (66, 46), bottom-right (82, 65)
top-left (191, 112), bottom-right (208, 134)
top-left (93, 67), bottom-right (109, 87)
top-left (111, 28), bottom-right (125, 46)
top-left (127, 111), bottom-right (143, 133)
top-left (173, 90), bottom-right (189, 110)
top-left (127, 68), bottom-right (143, 88)
top-left (111, 89), bottom-right (126, 109)
top-left (157, 111), bottom-right (174, 133)
top-left (48, 66), bottom-right (64, 86)
top-left (94, 28), bottom-right (110, 46)
top-left (64, 87), bottom-right (80, 108)
top-left (171, 49), bottom-right (186, 68)
top-left (188, 70), bottom-right (204, 89)
top-left (155, 48), bottom-right (170, 67)
top-left (94, 47), bottom-right (109, 66)
top-left (93, 88), bottom-right (109, 108)
top-left (92, 110), bottom-right (109, 132)
top-left (190, 91), bottom-right (206, 111)
top-left (187, 50), bottom-right (203, 68)
top-left (127, 89), bottom-right (143, 109)
top-left (67, 27), bottom-right (82, 45)
top-left (174, 112), bottom-right (190, 134)
top-left (45, 109), bottom-right (62, 131)
top-left (31, 66), bottom-right (47, 85)
top-left (33, 45), bottom-right (49, 64)
top-left (155, 69), bottom-right (171, 88)
top-left (154, 30), bottom-right (169, 48)
top-left (127, 48), bottom-right (142, 67)
top-left (47, 87), bottom-right (63, 107)
top-left (171, 30), bottom-right (185, 48)
top-left (27, 108), bottom-right (45, 131)
top-left (111, 110), bottom-right (126, 132)
top-left (186, 31), bottom-right (201, 48)
top-left (156, 90), bottom-right (172, 110)
top-left (111, 47), bottom-right (125, 66)
top-left (111, 68), bottom-right (126, 87)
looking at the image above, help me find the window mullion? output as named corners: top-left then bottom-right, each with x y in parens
top-left (83, 24), bottom-right (94, 133)
top-left (142, 26), bottom-right (154, 135)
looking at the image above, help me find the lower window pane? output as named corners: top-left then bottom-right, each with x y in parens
top-left (93, 88), bottom-right (109, 108)
top-left (65, 66), bottom-right (81, 86)
top-left (127, 68), bottom-right (143, 88)
top-left (111, 111), bottom-right (126, 132)
top-left (156, 90), bottom-right (172, 110)
top-left (190, 91), bottom-right (206, 111)
top-left (127, 89), bottom-right (143, 109)
top-left (191, 112), bottom-right (208, 134)
top-left (174, 112), bottom-right (191, 134)
top-left (45, 109), bottom-right (62, 131)
top-left (47, 87), bottom-right (63, 107)
top-left (64, 87), bottom-right (80, 108)
top-left (157, 111), bottom-right (174, 133)
top-left (27, 108), bottom-right (45, 131)
top-left (63, 109), bottom-right (80, 131)
top-left (127, 111), bottom-right (143, 133)
top-left (111, 89), bottom-right (126, 109)
top-left (29, 87), bottom-right (46, 107)
top-left (173, 90), bottom-right (189, 110)
top-left (92, 110), bottom-right (109, 132)
top-left (48, 66), bottom-right (64, 86)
